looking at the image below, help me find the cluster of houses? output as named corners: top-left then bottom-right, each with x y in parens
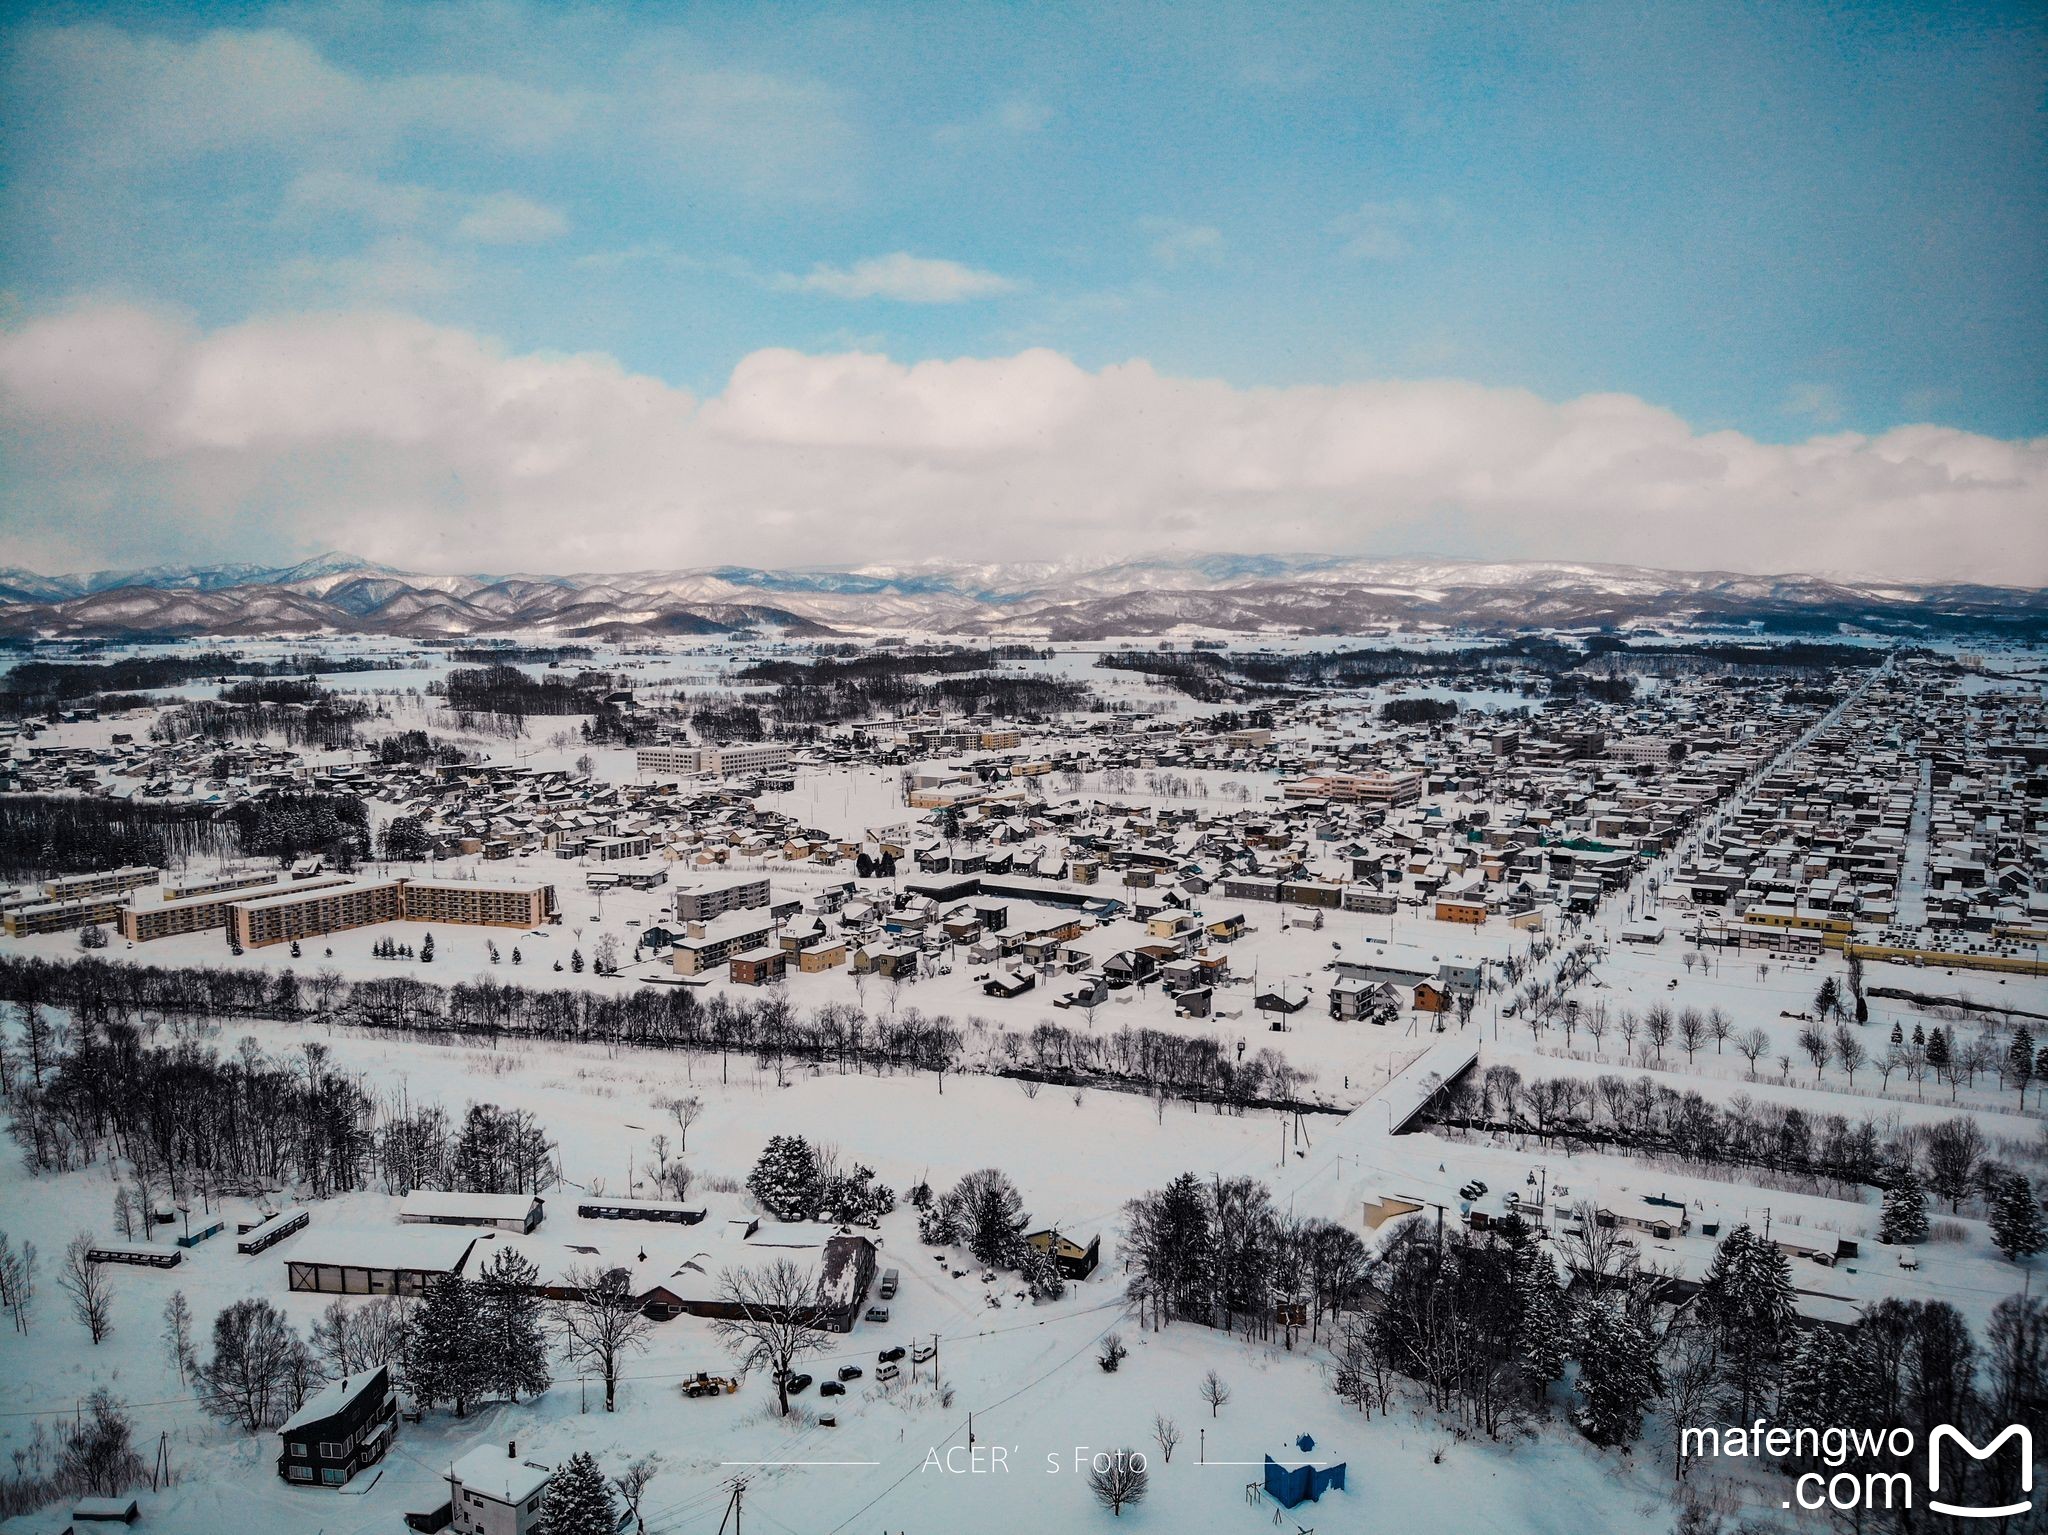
top-left (1668, 658), bottom-right (2048, 975)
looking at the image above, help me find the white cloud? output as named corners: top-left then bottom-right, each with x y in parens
top-left (455, 193), bottom-right (569, 245)
top-left (14, 23), bottom-right (580, 171)
top-left (1784, 381), bottom-right (1846, 426)
top-left (787, 254), bottom-right (1020, 304)
top-left (934, 95), bottom-right (1053, 146)
top-left (1139, 217), bottom-right (1225, 268)
top-left (276, 237), bottom-right (465, 302)
top-left (284, 170), bottom-right (437, 229)
top-left (1, 303), bottom-right (2043, 585)
top-left (1333, 196), bottom-right (1454, 261)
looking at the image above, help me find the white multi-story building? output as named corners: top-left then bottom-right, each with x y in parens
top-left (449, 1443), bottom-right (554, 1535)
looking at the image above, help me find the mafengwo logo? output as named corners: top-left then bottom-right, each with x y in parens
top-left (1928, 1425), bottom-right (2033, 1520)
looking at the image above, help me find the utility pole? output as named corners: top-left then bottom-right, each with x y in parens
top-left (717, 1477), bottom-right (747, 1535)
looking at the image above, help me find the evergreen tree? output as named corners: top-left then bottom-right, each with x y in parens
top-left (1926, 1027), bottom-right (1951, 1079)
top-left (916, 1195), bottom-right (960, 1246)
top-left (536, 1450), bottom-right (618, 1535)
top-left (1020, 1240), bottom-right (1066, 1302)
top-left (1879, 1163), bottom-right (1930, 1245)
top-left (1777, 1326), bottom-right (1871, 1431)
top-left (1890, 1021), bottom-right (1903, 1047)
top-left (1990, 1175), bottom-right (2046, 1263)
top-left (1514, 1245), bottom-right (1569, 1397)
top-left (406, 1274), bottom-right (484, 1416)
top-left (1575, 1299), bottom-right (1661, 1445)
top-left (2008, 1027), bottom-right (2035, 1106)
top-left (474, 1246), bottom-right (552, 1403)
top-left (1698, 1223), bottom-right (1795, 1420)
top-left (949, 1168), bottom-right (1030, 1269)
top-left (746, 1135), bottom-right (822, 1221)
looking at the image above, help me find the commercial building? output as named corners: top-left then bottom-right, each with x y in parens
top-left (1282, 770), bottom-right (1425, 806)
top-left (636, 743), bottom-right (790, 778)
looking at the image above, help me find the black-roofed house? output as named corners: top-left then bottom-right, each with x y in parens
top-left (277, 1363), bottom-right (398, 1489)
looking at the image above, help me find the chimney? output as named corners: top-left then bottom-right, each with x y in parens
top-left (509, 1439), bottom-right (517, 1458)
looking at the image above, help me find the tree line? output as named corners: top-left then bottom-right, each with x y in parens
top-left (0, 955), bottom-right (1333, 1120)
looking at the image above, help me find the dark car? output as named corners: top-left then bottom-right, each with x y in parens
top-left (837, 1365), bottom-right (864, 1382)
top-left (778, 1372), bottom-right (813, 1395)
top-left (819, 1380), bottom-right (845, 1397)
top-left (878, 1346), bottom-right (906, 1363)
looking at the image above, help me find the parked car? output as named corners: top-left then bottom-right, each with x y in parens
top-left (777, 1372), bottom-right (813, 1395)
top-left (911, 1342), bottom-right (936, 1364)
top-left (878, 1346), bottom-right (906, 1363)
top-left (879, 1269), bottom-right (900, 1299)
top-left (838, 1365), bottom-right (864, 1382)
top-left (875, 1363), bottom-right (900, 1384)
top-left (820, 1380), bottom-right (844, 1397)
top-left (865, 1305), bottom-right (891, 1323)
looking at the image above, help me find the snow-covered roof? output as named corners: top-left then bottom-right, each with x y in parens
top-left (398, 1190), bottom-right (542, 1223)
top-left (279, 1364), bottom-right (391, 1434)
top-left (450, 1444), bottom-right (555, 1505)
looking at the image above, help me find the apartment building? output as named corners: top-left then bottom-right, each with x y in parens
top-left (123, 875), bottom-right (357, 943)
top-left (673, 876), bottom-right (771, 924)
top-left (3, 894), bottom-right (129, 937)
top-left (671, 912), bottom-right (776, 975)
top-left (399, 880), bottom-right (556, 929)
top-left (44, 866), bottom-right (159, 901)
top-left (227, 878), bottom-right (557, 948)
top-left (635, 743), bottom-right (791, 778)
top-left (230, 879), bottom-right (404, 949)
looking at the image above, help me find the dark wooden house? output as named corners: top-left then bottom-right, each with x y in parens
top-left (277, 1364), bottom-right (398, 1488)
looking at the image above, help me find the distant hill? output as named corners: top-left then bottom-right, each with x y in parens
top-left (0, 551), bottom-right (2041, 640)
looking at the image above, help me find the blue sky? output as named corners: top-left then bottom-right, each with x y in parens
top-left (0, 0), bottom-right (2042, 579)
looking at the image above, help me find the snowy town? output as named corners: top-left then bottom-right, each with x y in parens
top-left (0, 626), bottom-right (2041, 1535)
top-left (2, 4), bottom-right (2043, 1533)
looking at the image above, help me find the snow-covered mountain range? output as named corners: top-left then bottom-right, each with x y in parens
top-left (0, 551), bottom-right (2041, 640)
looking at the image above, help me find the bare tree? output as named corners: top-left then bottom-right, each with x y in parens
top-left (1832, 1022), bottom-right (1866, 1088)
top-left (161, 1290), bottom-right (195, 1385)
top-left (0, 1232), bottom-right (37, 1336)
top-left (1798, 1023), bottom-right (1831, 1083)
top-left (554, 1265), bottom-right (655, 1412)
top-left (1558, 1200), bottom-right (1633, 1288)
top-left (196, 1298), bottom-right (309, 1433)
top-left (1088, 1448), bottom-right (1150, 1517)
top-left (310, 1295), bottom-right (412, 1379)
top-left (1199, 1369), bottom-right (1231, 1418)
top-left (706, 1259), bottom-right (829, 1417)
top-left (1659, 1323), bottom-right (1721, 1481)
top-left (1676, 1009), bottom-right (1706, 1064)
top-left (612, 1453), bottom-right (664, 1529)
top-left (1151, 1413), bottom-right (1181, 1465)
top-left (1736, 1028), bottom-right (1771, 1080)
top-left (662, 1094), bottom-right (705, 1152)
top-left (58, 1234), bottom-right (113, 1344)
